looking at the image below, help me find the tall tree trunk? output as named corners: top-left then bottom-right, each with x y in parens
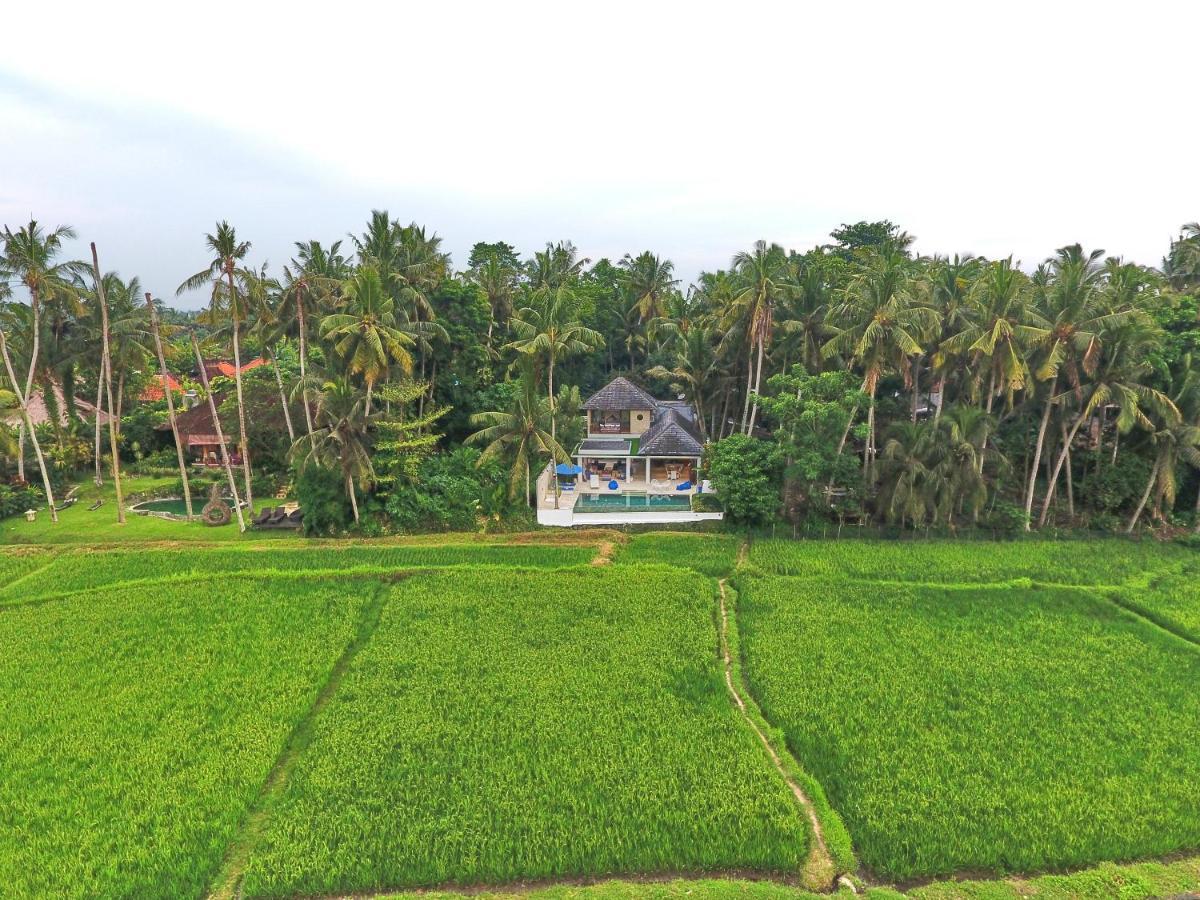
top-left (146, 292), bottom-right (193, 520)
top-left (191, 331), bottom-right (245, 532)
top-left (739, 349), bottom-right (754, 433)
top-left (746, 336), bottom-right (766, 435)
top-left (910, 357), bottom-right (921, 423)
top-left (93, 371), bottom-right (105, 486)
top-left (977, 371), bottom-right (996, 476)
top-left (297, 291), bottom-right (315, 441)
top-left (91, 244), bottom-right (125, 524)
top-left (1127, 457), bottom-right (1160, 533)
top-left (0, 328), bottom-right (56, 521)
top-left (1037, 409), bottom-right (1087, 528)
top-left (268, 348), bottom-right (295, 443)
top-left (16, 421), bottom-right (24, 482)
top-left (864, 380), bottom-right (878, 479)
top-left (825, 403), bottom-right (860, 499)
top-left (549, 354), bottom-right (559, 510)
top-left (346, 473), bottom-right (360, 523)
top-left (1063, 419), bottom-right (1075, 519)
top-left (1024, 375), bottom-right (1058, 530)
top-left (933, 373), bottom-right (947, 423)
top-left (227, 268), bottom-right (254, 510)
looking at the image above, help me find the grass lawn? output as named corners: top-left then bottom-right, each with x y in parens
top-left (0, 475), bottom-right (286, 544)
top-left (0, 576), bottom-right (370, 899)
top-left (241, 566), bottom-right (811, 897)
top-left (738, 575), bottom-right (1200, 880)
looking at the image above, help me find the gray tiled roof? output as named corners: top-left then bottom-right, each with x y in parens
top-left (580, 377), bottom-right (660, 411)
top-left (638, 407), bottom-right (704, 457)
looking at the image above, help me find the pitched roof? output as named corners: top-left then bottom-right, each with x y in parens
top-left (1, 383), bottom-right (113, 428)
top-left (139, 373), bottom-right (183, 402)
top-left (638, 407), bottom-right (704, 457)
top-left (580, 376), bottom-right (660, 411)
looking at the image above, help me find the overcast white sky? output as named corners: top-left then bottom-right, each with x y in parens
top-left (3, 0), bottom-right (1197, 309)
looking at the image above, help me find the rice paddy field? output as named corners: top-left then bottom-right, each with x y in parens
top-left (1, 530), bottom-right (1198, 899)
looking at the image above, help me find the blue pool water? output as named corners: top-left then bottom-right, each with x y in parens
top-left (574, 492), bottom-right (692, 513)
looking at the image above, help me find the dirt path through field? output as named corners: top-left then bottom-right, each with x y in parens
top-left (590, 540), bottom-right (616, 565)
top-left (717, 575), bottom-right (835, 889)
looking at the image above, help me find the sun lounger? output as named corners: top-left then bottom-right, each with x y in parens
top-left (252, 507), bottom-right (273, 526)
top-left (87, 499), bottom-right (103, 511)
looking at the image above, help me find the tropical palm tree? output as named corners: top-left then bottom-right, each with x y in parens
top-left (465, 359), bottom-right (569, 507)
top-left (320, 267), bottom-right (415, 413)
top-left (473, 255), bottom-right (519, 348)
top-left (1018, 245), bottom-right (1123, 527)
top-left (506, 284), bottom-right (604, 445)
top-left (942, 258), bottom-right (1031, 414)
top-left (921, 254), bottom-right (981, 422)
top-left (822, 244), bottom-right (935, 477)
top-left (280, 239), bottom-right (349, 439)
top-left (177, 222), bottom-right (256, 507)
top-left (619, 251), bottom-right (678, 325)
top-left (290, 377), bottom-right (375, 524)
top-left (646, 326), bottom-right (717, 442)
top-left (722, 241), bottom-right (789, 435)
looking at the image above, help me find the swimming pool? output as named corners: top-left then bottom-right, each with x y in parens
top-left (131, 498), bottom-right (194, 517)
top-left (574, 492), bottom-right (692, 513)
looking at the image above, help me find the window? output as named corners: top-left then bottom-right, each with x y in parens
top-left (593, 410), bottom-right (630, 433)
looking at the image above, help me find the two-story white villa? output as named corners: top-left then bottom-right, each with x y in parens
top-left (536, 377), bottom-right (721, 526)
top-left (575, 376), bottom-right (705, 488)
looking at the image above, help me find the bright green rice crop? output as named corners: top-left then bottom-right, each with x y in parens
top-left (0, 576), bottom-right (370, 899)
top-left (747, 538), bottom-right (1193, 586)
top-left (0, 542), bottom-right (597, 603)
top-left (737, 575), bottom-right (1200, 879)
top-left (613, 532), bottom-right (742, 577)
top-left (1113, 571), bottom-right (1200, 642)
top-left (0, 548), bottom-right (54, 589)
top-left (241, 566), bottom-right (810, 897)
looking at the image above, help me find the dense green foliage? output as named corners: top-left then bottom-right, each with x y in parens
top-left (739, 567), bottom-right (1200, 879)
top-left (242, 567), bottom-right (810, 896)
top-left (6, 215), bottom-right (1199, 536)
top-left (0, 577), bottom-right (367, 898)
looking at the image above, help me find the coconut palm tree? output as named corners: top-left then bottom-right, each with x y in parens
top-left (528, 241), bottom-right (589, 291)
top-left (1164, 222), bottom-right (1200, 293)
top-left (290, 377), bottom-right (375, 524)
top-left (822, 244), bottom-right (935, 477)
top-left (619, 251), bottom-right (678, 325)
top-left (943, 258), bottom-right (1031, 414)
top-left (722, 241), bottom-right (789, 435)
top-left (506, 284), bottom-right (604, 445)
top-left (646, 326), bottom-right (717, 442)
top-left (177, 222), bottom-right (256, 508)
top-left (0, 220), bottom-right (81, 520)
top-left (465, 359), bottom-right (569, 507)
top-left (1035, 303), bottom-right (1169, 528)
top-left (473, 255), bottom-right (519, 349)
top-left (1018, 245), bottom-right (1126, 527)
top-left (280, 239), bottom-right (350, 439)
top-left (320, 267), bottom-right (415, 413)
top-left (922, 254), bottom-right (981, 422)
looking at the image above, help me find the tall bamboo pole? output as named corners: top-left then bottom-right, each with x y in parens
top-left (145, 292), bottom-right (193, 520)
top-left (91, 243), bottom-right (125, 524)
top-left (190, 330), bottom-right (245, 532)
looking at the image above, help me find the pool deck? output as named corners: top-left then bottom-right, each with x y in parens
top-left (535, 469), bottom-right (722, 528)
